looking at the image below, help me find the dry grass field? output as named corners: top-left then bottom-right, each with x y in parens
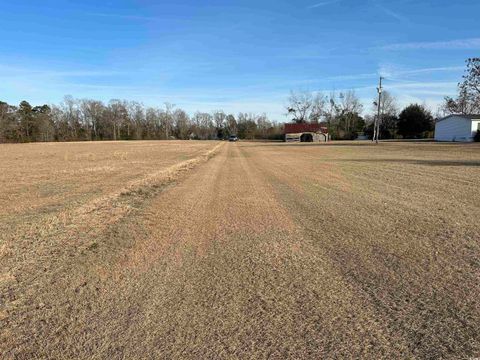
top-left (1, 140), bottom-right (479, 359)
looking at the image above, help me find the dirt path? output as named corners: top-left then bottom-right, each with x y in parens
top-left (2, 142), bottom-right (479, 359)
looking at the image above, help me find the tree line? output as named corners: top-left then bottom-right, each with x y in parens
top-left (286, 58), bottom-right (480, 140)
top-left (0, 97), bottom-right (283, 143)
top-left (0, 91), bottom-right (436, 143)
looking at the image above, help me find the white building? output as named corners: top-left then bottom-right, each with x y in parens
top-left (435, 114), bottom-right (480, 142)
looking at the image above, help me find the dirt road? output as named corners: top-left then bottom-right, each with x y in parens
top-left (2, 141), bottom-right (479, 359)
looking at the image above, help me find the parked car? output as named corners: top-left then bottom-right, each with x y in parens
top-left (228, 135), bottom-right (239, 142)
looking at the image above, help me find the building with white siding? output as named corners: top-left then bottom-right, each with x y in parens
top-left (435, 115), bottom-right (480, 142)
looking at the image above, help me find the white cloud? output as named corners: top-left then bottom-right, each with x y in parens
top-left (307, 0), bottom-right (341, 9)
top-left (86, 12), bottom-right (161, 21)
top-left (376, 4), bottom-right (407, 22)
top-left (387, 81), bottom-right (457, 95)
top-left (382, 38), bottom-right (480, 50)
top-left (396, 66), bottom-right (464, 75)
top-left (328, 73), bottom-right (378, 81)
top-left (0, 64), bottom-right (122, 78)
top-left (326, 65), bottom-right (463, 83)
top-left (378, 64), bottom-right (463, 78)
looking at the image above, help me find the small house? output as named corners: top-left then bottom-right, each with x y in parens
top-left (435, 114), bottom-right (480, 142)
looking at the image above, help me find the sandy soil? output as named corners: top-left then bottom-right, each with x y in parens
top-left (1, 140), bottom-right (479, 359)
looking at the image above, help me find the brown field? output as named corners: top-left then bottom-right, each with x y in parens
top-left (1, 140), bottom-right (479, 359)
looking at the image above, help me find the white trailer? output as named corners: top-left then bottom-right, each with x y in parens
top-left (435, 115), bottom-right (480, 142)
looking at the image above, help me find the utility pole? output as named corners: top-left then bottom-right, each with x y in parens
top-left (375, 76), bottom-right (383, 144)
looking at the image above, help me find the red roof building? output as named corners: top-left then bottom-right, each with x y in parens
top-left (284, 123), bottom-right (328, 134)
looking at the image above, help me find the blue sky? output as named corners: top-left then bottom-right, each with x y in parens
top-left (0, 0), bottom-right (479, 119)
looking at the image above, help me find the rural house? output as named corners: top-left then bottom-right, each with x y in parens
top-left (284, 123), bottom-right (329, 142)
top-left (435, 114), bottom-right (480, 142)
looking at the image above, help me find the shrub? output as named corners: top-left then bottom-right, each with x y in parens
top-left (474, 130), bottom-right (480, 142)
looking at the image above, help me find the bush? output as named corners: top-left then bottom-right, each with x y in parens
top-left (397, 104), bottom-right (434, 139)
top-left (474, 130), bottom-right (480, 142)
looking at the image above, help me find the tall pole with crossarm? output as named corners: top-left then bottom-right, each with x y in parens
top-left (375, 77), bottom-right (383, 144)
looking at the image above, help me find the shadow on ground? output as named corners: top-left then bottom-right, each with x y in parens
top-left (331, 158), bottom-right (480, 167)
top-left (239, 141), bottom-right (477, 148)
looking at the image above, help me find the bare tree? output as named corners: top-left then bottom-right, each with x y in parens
top-left (325, 91), bottom-right (363, 138)
top-left (61, 96), bottom-right (82, 140)
top-left (106, 100), bottom-right (128, 140)
top-left (212, 110), bottom-right (226, 129)
top-left (225, 114), bottom-right (237, 135)
top-left (256, 113), bottom-right (271, 139)
top-left (286, 90), bottom-right (325, 123)
top-left (80, 99), bottom-right (104, 140)
top-left (145, 107), bottom-right (161, 139)
top-left (193, 112), bottom-right (214, 139)
top-left (371, 90), bottom-right (398, 138)
top-left (212, 110), bottom-right (226, 138)
top-left (371, 90), bottom-right (397, 117)
top-left (173, 109), bottom-right (190, 139)
top-left (443, 58), bottom-right (480, 114)
top-left (339, 90), bottom-right (363, 134)
top-left (126, 101), bottom-right (145, 140)
top-left (161, 103), bottom-right (175, 139)
top-left (237, 113), bottom-right (259, 139)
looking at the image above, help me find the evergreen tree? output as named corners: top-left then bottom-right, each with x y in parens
top-left (397, 104), bottom-right (434, 138)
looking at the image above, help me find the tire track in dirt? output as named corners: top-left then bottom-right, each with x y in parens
top-left (1, 143), bottom-right (224, 358)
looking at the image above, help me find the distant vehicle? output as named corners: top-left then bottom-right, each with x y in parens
top-left (228, 135), bottom-right (239, 142)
